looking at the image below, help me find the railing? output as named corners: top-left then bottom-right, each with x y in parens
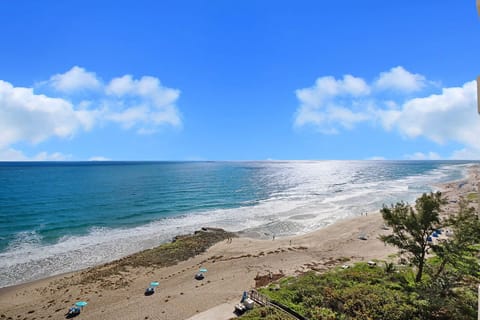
top-left (249, 289), bottom-right (308, 320)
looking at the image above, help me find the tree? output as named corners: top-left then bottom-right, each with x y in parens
top-left (432, 198), bottom-right (480, 277)
top-left (380, 192), bottom-right (445, 282)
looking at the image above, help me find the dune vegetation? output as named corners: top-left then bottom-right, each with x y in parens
top-left (241, 192), bottom-right (480, 320)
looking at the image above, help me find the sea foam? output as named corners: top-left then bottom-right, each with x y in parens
top-left (0, 161), bottom-right (471, 287)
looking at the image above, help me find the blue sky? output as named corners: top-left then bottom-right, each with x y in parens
top-left (0, 0), bottom-right (479, 161)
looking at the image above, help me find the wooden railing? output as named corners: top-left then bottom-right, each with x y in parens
top-left (248, 289), bottom-right (308, 320)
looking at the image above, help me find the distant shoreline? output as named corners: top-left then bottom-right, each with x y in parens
top-left (0, 162), bottom-right (475, 289)
top-left (1, 166), bottom-right (478, 319)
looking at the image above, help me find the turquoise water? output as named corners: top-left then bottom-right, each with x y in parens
top-left (0, 160), bottom-right (474, 287)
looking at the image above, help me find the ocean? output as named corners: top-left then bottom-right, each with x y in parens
top-left (0, 160), bottom-right (475, 288)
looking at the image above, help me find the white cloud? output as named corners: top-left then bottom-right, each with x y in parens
top-left (326, 106), bottom-right (370, 130)
top-left (105, 75), bottom-right (181, 129)
top-left (294, 67), bottom-right (480, 159)
top-left (0, 80), bottom-right (95, 149)
top-left (0, 147), bottom-right (70, 161)
top-left (0, 148), bottom-right (28, 161)
top-left (381, 81), bottom-right (480, 148)
top-left (106, 75), bottom-right (180, 108)
top-left (449, 148), bottom-right (480, 160)
top-left (296, 75), bottom-right (369, 109)
top-left (33, 151), bottom-right (71, 161)
top-left (375, 66), bottom-right (426, 92)
top-left (88, 156), bottom-right (111, 161)
top-left (106, 106), bottom-right (149, 129)
top-left (367, 156), bottom-right (386, 160)
top-left (404, 152), bottom-right (441, 160)
top-left (49, 66), bottom-right (102, 93)
top-left (294, 74), bottom-right (370, 132)
top-left (0, 67), bottom-right (182, 160)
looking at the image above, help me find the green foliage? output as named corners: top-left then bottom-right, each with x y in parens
top-left (238, 306), bottom-right (295, 320)
top-left (384, 261), bottom-right (396, 274)
top-left (242, 193), bottom-right (480, 320)
top-left (416, 198), bottom-right (480, 319)
top-left (380, 192), bottom-right (445, 282)
top-left (466, 192), bottom-right (478, 201)
top-left (72, 228), bottom-right (234, 288)
top-left (255, 264), bottom-right (421, 320)
top-left (252, 259), bottom-right (479, 320)
top-left (337, 283), bottom-right (418, 320)
top-left (429, 198), bottom-right (480, 278)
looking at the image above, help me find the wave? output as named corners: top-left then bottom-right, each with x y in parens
top-left (0, 161), bottom-right (471, 287)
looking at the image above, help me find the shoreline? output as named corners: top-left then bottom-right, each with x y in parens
top-left (0, 165), bottom-right (478, 319)
top-left (0, 162), bottom-right (471, 290)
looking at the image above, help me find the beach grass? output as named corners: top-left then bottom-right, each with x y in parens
top-left (64, 228), bottom-right (235, 288)
top-left (466, 192), bottom-right (478, 201)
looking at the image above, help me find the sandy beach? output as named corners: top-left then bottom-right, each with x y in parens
top-left (1, 165), bottom-right (478, 320)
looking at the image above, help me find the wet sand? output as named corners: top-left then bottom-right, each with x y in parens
top-left (0, 165), bottom-right (477, 320)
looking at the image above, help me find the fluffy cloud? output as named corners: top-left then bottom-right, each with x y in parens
top-left (294, 75), bottom-right (370, 132)
top-left (48, 66), bottom-right (102, 93)
top-left (0, 80), bottom-right (95, 149)
top-left (295, 75), bottom-right (369, 108)
top-left (105, 75), bottom-right (181, 129)
top-left (0, 66), bottom-right (182, 160)
top-left (381, 81), bottom-right (479, 147)
top-left (375, 66), bottom-right (426, 92)
top-left (294, 67), bottom-right (480, 158)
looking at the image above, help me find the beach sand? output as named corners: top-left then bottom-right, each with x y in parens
top-left (1, 165), bottom-right (478, 320)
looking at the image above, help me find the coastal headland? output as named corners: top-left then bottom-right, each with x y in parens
top-left (0, 166), bottom-right (478, 320)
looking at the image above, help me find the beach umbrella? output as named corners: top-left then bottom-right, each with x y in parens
top-left (150, 281), bottom-right (159, 287)
top-left (75, 301), bottom-right (88, 309)
top-left (199, 268), bottom-right (207, 273)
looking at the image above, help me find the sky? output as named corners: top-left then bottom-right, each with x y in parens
top-left (0, 0), bottom-right (479, 161)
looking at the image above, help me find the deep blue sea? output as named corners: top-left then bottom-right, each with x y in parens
top-left (0, 160), bottom-right (476, 287)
